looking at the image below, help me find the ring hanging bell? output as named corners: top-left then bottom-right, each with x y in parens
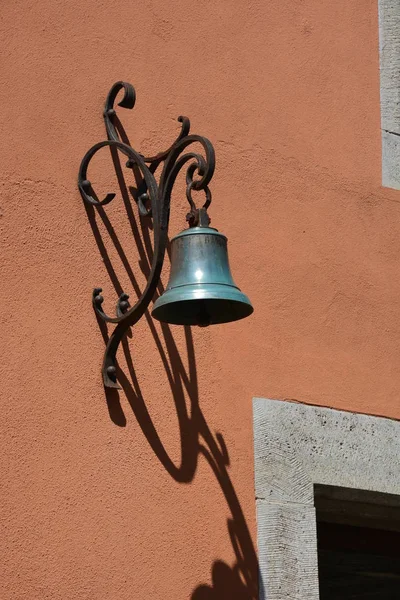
top-left (152, 210), bottom-right (253, 326)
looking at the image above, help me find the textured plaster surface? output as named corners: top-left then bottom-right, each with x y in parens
top-left (0, 0), bottom-right (399, 598)
top-left (253, 397), bottom-right (400, 599)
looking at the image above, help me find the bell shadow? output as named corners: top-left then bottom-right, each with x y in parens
top-left (82, 118), bottom-right (259, 598)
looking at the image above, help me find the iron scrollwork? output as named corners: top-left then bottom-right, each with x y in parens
top-left (78, 81), bottom-right (215, 389)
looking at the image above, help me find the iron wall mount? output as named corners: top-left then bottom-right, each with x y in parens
top-left (78, 81), bottom-right (215, 389)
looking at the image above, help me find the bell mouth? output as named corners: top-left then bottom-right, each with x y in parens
top-left (151, 283), bottom-right (253, 326)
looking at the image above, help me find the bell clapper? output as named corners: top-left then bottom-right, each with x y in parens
top-left (197, 301), bottom-right (212, 327)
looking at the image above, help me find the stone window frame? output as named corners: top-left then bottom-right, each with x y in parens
top-left (253, 397), bottom-right (400, 599)
top-left (379, 1), bottom-right (400, 189)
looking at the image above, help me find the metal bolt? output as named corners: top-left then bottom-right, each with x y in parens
top-left (119, 301), bottom-right (129, 312)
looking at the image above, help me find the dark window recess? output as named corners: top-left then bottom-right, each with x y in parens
top-left (315, 485), bottom-right (400, 600)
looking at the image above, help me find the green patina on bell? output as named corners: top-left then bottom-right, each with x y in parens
top-left (152, 217), bottom-right (253, 326)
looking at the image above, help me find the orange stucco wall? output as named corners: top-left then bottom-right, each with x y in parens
top-left (1, 0), bottom-right (398, 598)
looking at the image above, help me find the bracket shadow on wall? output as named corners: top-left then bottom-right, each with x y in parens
top-left (78, 81), bottom-right (253, 389)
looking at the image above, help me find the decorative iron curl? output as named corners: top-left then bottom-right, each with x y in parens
top-left (78, 81), bottom-right (216, 388)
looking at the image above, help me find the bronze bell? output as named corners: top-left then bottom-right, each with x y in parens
top-left (152, 221), bottom-right (253, 326)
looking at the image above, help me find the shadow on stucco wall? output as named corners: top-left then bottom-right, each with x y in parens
top-left (82, 116), bottom-right (259, 600)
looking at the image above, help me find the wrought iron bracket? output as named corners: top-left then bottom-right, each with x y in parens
top-left (78, 81), bottom-right (215, 389)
